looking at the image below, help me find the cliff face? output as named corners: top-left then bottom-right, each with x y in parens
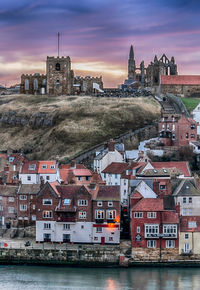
top-left (0, 94), bottom-right (161, 160)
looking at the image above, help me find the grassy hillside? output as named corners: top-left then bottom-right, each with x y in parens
top-left (181, 97), bottom-right (200, 113)
top-left (0, 94), bottom-right (161, 161)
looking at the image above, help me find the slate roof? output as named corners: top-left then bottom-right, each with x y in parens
top-left (173, 179), bottom-right (200, 196)
top-left (161, 75), bottom-right (200, 85)
top-left (96, 186), bottom-right (120, 201)
top-left (18, 184), bottom-right (41, 195)
top-left (102, 162), bottom-right (128, 174)
top-left (0, 185), bottom-right (18, 196)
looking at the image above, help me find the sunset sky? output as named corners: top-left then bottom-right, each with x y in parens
top-left (1, 0), bottom-right (200, 87)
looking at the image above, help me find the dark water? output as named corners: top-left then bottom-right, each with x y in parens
top-left (0, 266), bottom-right (199, 290)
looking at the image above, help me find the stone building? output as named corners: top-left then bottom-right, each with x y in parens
top-left (20, 55), bottom-right (103, 96)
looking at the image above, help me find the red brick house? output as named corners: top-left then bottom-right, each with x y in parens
top-left (17, 184), bottom-right (40, 226)
top-left (158, 112), bottom-right (198, 147)
top-left (131, 196), bottom-right (179, 260)
top-left (0, 185), bottom-right (18, 228)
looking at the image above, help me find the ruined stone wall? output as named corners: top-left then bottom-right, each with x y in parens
top-left (20, 74), bottom-right (47, 95)
top-left (161, 84), bottom-right (200, 97)
top-left (74, 76), bottom-right (103, 94)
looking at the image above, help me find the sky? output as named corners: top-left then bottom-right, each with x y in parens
top-left (1, 0), bottom-right (200, 87)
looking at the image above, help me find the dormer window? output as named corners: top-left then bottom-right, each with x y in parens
top-left (63, 199), bottom-right (71, 205)
top-left (28, 164), bottom-right (36, 170)
top-left (42, 165), bottom-right (47, 169)
top-left (191, 124), bottom-right (195, 129)
top-left (9, 157), bottom-right (14, 162)
top-left (50, 165), bottom-right (55, 169)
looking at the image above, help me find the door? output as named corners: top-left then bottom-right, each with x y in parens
top-left (63, 234), bottom-right (70, 243)
top-left (43, 233), bottom-right (51, 242)
top-left (101, 237), bottom-right (105, 245)
top-left (184, 243), bottom-right (190, 253)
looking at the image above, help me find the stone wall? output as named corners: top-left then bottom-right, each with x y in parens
top-left (161, 84), bottom-right (200, 98)
top-left (20, 74), bottom-right (47, 95)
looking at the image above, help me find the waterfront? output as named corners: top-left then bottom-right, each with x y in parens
top-left (0, 266), bottom-right (200, 290)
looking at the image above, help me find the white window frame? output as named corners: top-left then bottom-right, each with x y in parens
top-left (42, 165), bottom-right (47, 169)
top-left (147, 240), bottom-right (156, 248)
top-left (166, 240), bottom-right (175, 248)
top-left (20, 204), bottom-right (27, 211)
top-left (50, 165), bottom-right (55, 169)
top-left (79, 211), bottom-right (87, 219)
top-left (108, 201), bottom-right (113, 207)
top-left (97, 201), bottom-right (102, 207)
top-left (134, 212), bottom-right (143, 218)
top-left (63, 199), bottom-right (71, 205)
top-left (44, 223), bottom-right (51, 229)
top-left (78, 200), bottom-right (88, 206)
top-left (8, 207), bottom-right (15, 214)
top-left (106, 210), bottom-right (116, 220)
top-left (63, 224), bottom-right (70, 230)
top-left (95, 210), bottom-right (104, 219)
top-left (20, 195), bottom-right (27, 200)
top-left (8, 197), bottom-right (14, 202)
top-left (145, 224), bottom-right (159, 238)
top-left (43, 199), bottom-right (52, 205)
top-left (163, 225), bottom-right (177, 237)
top-left (96, 227), bottom-right (102, 233)
top-left (43, 210), bottom-right (52, 218)
top-left (28, 164), bottom-right (36, 170)
top-left (147, 212), bottom-right (157, 219)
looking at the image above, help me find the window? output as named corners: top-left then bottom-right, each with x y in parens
top-left (108, 201), bottom-right (113, 207)
top-left (191, 134), bottom-right (195, 138)
top-left (20, 204), bottom-right (27, 211)
top-left (109, 237), bottom-right (113, 241)
top-left (85, 176), bottom-right (90, 181)
top-left (188, 221), bottom-right (197, 228)
top-left (189, 209), bottom-right (193, 215)
top-left (124, 180), bottom-right (126, 185)
top-left (189, 197), bottom-right (192, 203)
top-left (30, 195), bottom-right (33, 200)
top-left (183, 197), bottom-right (186, 204)
top-left (42, 165), bottom-right (47, 169)
top-left (9, 157), bottom-right (14, 162)
top-left (63, 224), bottom-right (70, 230)
top-left (106, 210), bottom-right (116, 220)
top-left (147, 212), bottom-right (157, 219)
top-left (172, 134), bottom-right (175, 139)
top-left (94, 237), bottom-right (98, 241)
top-left (27, 176), bottom-right (31, 181)
top-left (95, 210), bottom-right (104, 219)
top-left (55, 63), bottom-right (60, 71)
top-left (0, 196), bottom-right (2, 200)
top-left (185, 133), bottom-right (189, 139)
top-left (137, 226), bottom-right (140, 233)
top-left (147, 240), bottom-right (156, 248)
top-left (184, 243), bottom-right (190, 253)
top-left (115, 174), bottom-right (118, 179)
top-left (0, 205), bottom-right (3, 211)
top-left (145, 225), bottom-right (159, 237)
top-left (134, 212), bottom-right (143, 218)
top-left (63, 199), bottom-right (71, 205)
top-left (33, 79), bottom-right (38, 90)
top-left (46, 176), bottom-right (50, 181)
top-left (28, 164), bottom-right (36, 170)
top-left (166, 240), bottom-right (175, 248)
top-left (25, 79), bottom-right (29, 90)
top-left (8, 207), bottom-right (15, 214)
top-left (77, 176), bottom-right (82, 181)
top-left (96, 227), bottom-right (102, 233)
top-left (20, 195), bottom-right (27, 200)
top-left (32, 215), bottom-right (36, 221)
top-left (32, 204), bottom-right (35, 210)
top-left (8, 197), bottom-right (14, 202)
top-left (97, 201), bottom-right (102, 207)
top-left (81, 225), bottom-right (84, 229)
top-left (43, 211), bottom-right (52, 218)
top-left (43, 199), bottom-right (52, 205)
top-left (182, 209), bottom-right (187, 216)
top-left (191, 124), bottom-right (195, 129)
top-left (124, 190), bottom-right (126, 195)
top-left (159, 184), bottom-right (166, 190)
top-left (185, 234), bottom-right (189, 239)
top-left (44, 223), bottom-right (51, 229)
top-left (79, 211), bottom-right (86, 219)
top-left (78, 200), bottom-right (88, 206)
top-left (50, 165), bottom-right (55, 169)
top-left (163, 225), bottom-right (177, 236)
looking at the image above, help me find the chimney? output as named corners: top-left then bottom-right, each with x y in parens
top-left (70, 159), bottom-right (76, 169)
top-left (108, 139), bottom-right (115, 152)
top-left (40, 176), bottom-right (45, 188)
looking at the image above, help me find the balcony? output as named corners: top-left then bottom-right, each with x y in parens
top-left (161, 233), bottom-right (177, 238)
top-left (145, 233), bottom-right (160, 239)
top-left (145, 233), bottom-right (177, 239)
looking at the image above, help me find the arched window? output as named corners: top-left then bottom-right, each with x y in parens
top-left (55, 63), bottom-right (60, 71)
top-left (25, 79), bottom-right (29, 90)
top-left (34, 79), bottom-right (38, 90)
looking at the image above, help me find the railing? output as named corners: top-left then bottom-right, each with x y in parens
top-left (145, 233), bottom-right (177, 238)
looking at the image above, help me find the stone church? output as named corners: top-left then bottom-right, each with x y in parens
top-left (20, 56), bottom-right (103, 96)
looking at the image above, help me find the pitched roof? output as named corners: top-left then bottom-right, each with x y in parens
top-left (162, 211), bottom-right (179, 224)
top-left (173, 179), bottom-right (200, 196)
top-left (73, 169), bottom-right (92, 177)
top-left (0, 185), bottom-right (18, 196)
top-left (102, 162), bottom-right (128, 174)
top-left (18, 184), bottom-right (41, 195)
top-left (161, 75), bottom-right (200, 85)
top-left (21, 160), bottom-right (57, 174)
top-left (132, 198), bottom-right (163, 211)
top-left (96, 186), bottom-right (120, 201)
top-left (150, 161), bottom-right (191, 177)
top-left (131, 181), bottom-right (157, 199)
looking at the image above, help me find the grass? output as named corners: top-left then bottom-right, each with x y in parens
top-left (0, 94), bottom-right (161, 160)
top-left (180, 97), bottom-right (200, 113)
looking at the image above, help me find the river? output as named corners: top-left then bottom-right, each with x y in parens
top-left (0, 266), bottom-right (199, 290)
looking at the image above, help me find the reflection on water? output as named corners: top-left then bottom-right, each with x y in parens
top-left (0, 266), bottom-right (199, 290)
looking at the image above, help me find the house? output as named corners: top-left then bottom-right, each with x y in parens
top-left (17, 183), bottom-right (40, 226)
top-left (131, 196), bottom-right (179, 260)
top-left (36, 183), bottom-right (93, 243)
top-left (179, 216), bottom-right (200, 254)
top-left (173, 179), bottom-right (200, 216)
top-left (93, 139), bottom-right (124, 174)
top-left (92, 186), bottom-right (120, 244)
top-left (0, 185), bottom-right (18, 228)
top-left (158, 112), bottom-right (198, 147)
top-left (19, 160), bottom-right (60, 184)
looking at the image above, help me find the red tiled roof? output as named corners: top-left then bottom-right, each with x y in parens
top-left (151, 161), bottom-right (191, 177)
top-left (180, 216), bottom-right (200, 232)
top-left (102, 162), bottom-right (128, 174)
top-left (21, 161), bottom-right (57, 174)
top-left (132, 198), bottom-right (163, 211)
top-left (73, 169), bottom-right (92, 177)
top-left (59, 164), bottom-right (86, 170)
top-left (161, 75), bottom-right (200, 85)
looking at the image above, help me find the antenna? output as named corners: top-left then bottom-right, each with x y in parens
top-left (58, 32), bottom-right (60, 57)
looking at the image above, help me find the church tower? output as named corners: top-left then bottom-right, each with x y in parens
top-left (128, 45), bottom-right (136, 80)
